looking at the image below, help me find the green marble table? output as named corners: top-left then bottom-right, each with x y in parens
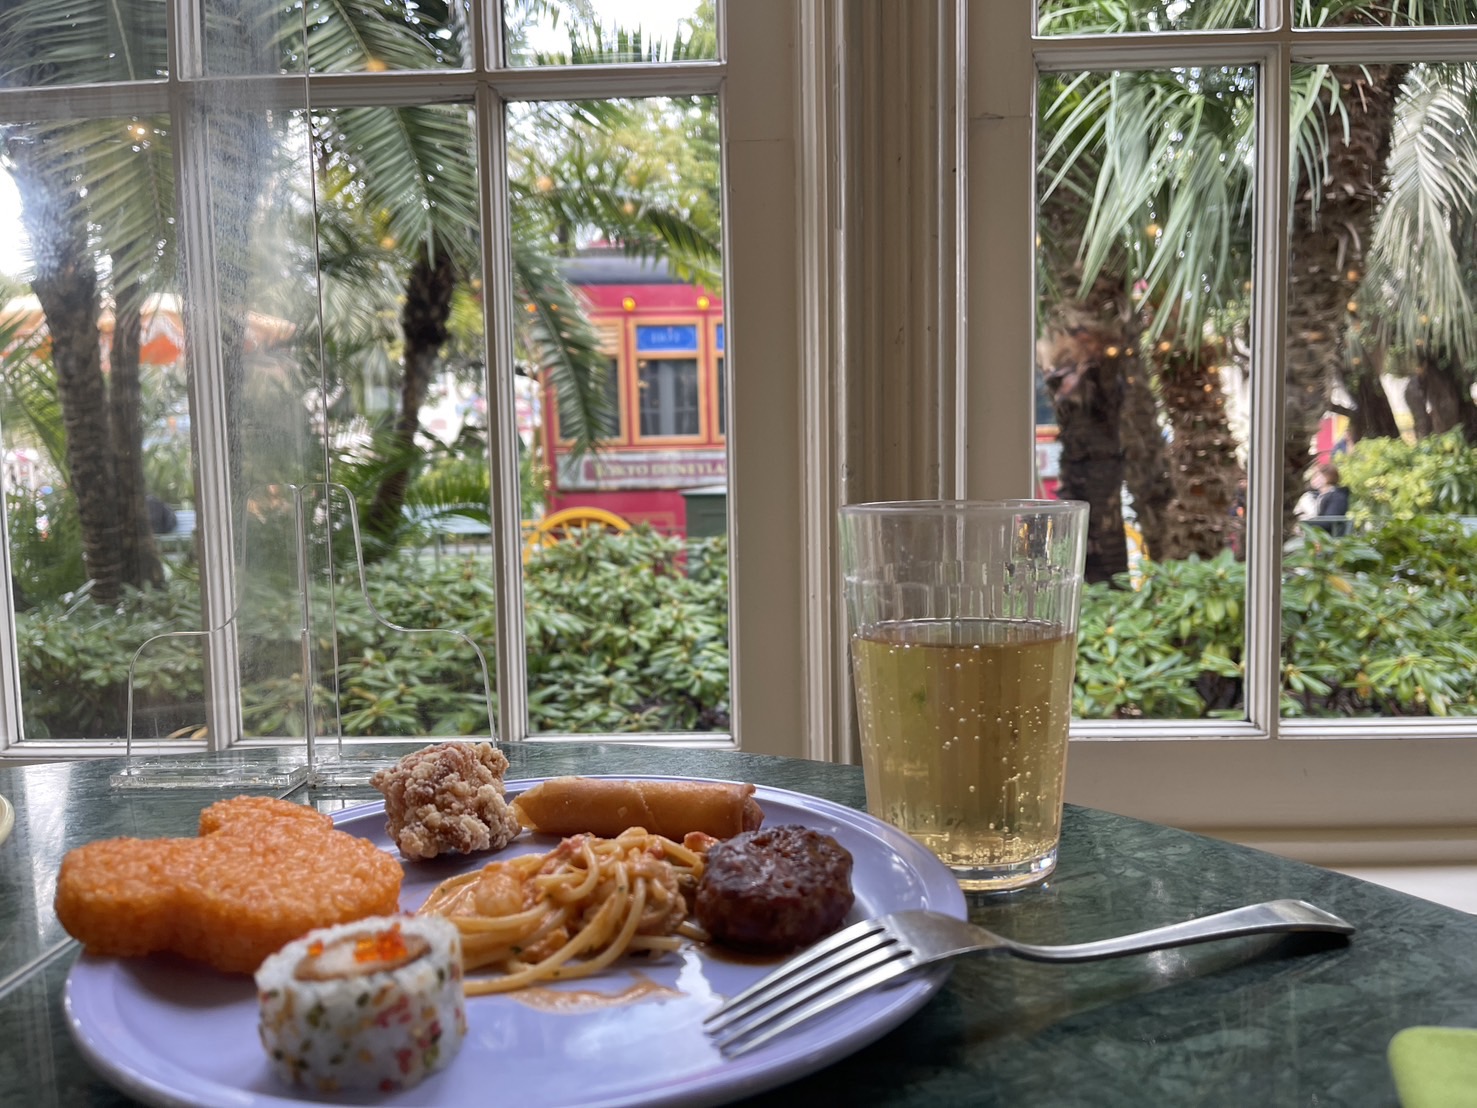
top-left (1, 742), bottom-right (1474, 1107)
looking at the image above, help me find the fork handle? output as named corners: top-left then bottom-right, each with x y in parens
top-left (999, 899), bottom-right (1354, 964)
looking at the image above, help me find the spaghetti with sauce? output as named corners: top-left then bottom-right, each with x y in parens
top-left (416, 827), bottom-right (711, 995)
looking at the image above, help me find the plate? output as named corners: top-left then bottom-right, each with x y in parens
top-left (0, 793), bottom-right (12, 846)
top-left (65, 776), bottom-right (967, 1108)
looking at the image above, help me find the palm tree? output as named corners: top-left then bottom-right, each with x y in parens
top-left (1038, 60), bottom-right (1259, 567)
top-left (0, 0), bottom-right (721, 597)
top-left (1039, 0), bottom-right (1477, 541)
top-left (1359, 63), bottom-right (1477, 443)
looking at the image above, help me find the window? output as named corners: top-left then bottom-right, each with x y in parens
top-left (0, 1), bottom-right (808, 758)
top-left (769, 1), bottom-right (1477, 843)
top-left (16, 3), bottom-right (1464, 844)
top-left (958, 1), bottom-right (1477, 835)
top-left (637, 354), bottom-right (701, 438)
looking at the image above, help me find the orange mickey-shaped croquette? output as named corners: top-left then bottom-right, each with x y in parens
top-left (55, 796), bottom-right (403, 974)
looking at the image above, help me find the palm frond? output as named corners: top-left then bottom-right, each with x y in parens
top-left (282, 0), bottom-right (464, 73)
top-left (69, 116), bottom-right (177, 292)
top-left (0, 0), bottom-right (166, 86)
top-left (1365, 64), bottom-right (1477, 365)
top-left (511, 242), bottom-right (609, 458)
top-left (0, 315), bottom-right (69, 479)
top-left (316, 104), bottom-right (480, 267)
top-left (1038, 0), bottom-right (1254, 34)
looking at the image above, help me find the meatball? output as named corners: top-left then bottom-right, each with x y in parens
top-left (695, 825), bottom-right (855, 952)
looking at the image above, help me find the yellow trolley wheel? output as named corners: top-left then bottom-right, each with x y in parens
top-left (522, 506), bottom-right (632, 560)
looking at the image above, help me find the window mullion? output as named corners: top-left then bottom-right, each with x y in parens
top-left (172, 0), bottom-right (245, 752)
top-left (1246, 36), bottom-right (1292, 738)
top-left (474, 78), bottom-right (528, 744)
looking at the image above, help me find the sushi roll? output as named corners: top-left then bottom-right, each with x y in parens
top-left (256, 915), bottom-right (466, 1093)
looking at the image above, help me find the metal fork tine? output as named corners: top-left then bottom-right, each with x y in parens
top-left (702, 916), bottom-right (891, 1027)
top-left (714, 959), bottom-right (918, 1059)
top-left (707, 938), bottom-right (911, 1042)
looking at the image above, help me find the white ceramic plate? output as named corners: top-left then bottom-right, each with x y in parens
top-left (65, 776), bottom-right (966, 1108)
top-left (0, 793), bottom-right (12, 847)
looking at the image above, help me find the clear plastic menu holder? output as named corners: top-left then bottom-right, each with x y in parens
top-left (111, 481), bottom-right (495, 791)
top-left (303, 483), bottom-right (496, 789)
top-left (112, 481), bottom-right (317, 791)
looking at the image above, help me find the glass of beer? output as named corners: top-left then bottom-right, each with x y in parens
top-left (839, 499), bottom-right (1089, 891)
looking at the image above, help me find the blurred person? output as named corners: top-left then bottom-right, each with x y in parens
top-left (1307, 463), bottom-right (1350, 534)
top-left (147, 494), bottom-right (177, 535)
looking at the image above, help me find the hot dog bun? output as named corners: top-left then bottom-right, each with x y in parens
top-left (511, 777), bottom-right (763, 840)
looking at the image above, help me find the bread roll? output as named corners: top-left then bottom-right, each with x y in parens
top-left (512, 777), bottom-right (763, 840)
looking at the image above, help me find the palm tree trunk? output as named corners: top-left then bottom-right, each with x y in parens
top-left (10, 138), bottom-right (125, 604)
top-left (1153, 341), bottom-right (1242, 560)
top-left (1038, 317), bottom-right (1129, 584)
top-left (1341, 352), bottom-right (1400, 441)
top-left (1408, 353), bottom-right (1477, 443)
top-left (365, 244), bottom-right (458, 541)
top-left (109, 283), bottom-right (166, 588)
top-left (1285, 60), bottom-right (1403, 534)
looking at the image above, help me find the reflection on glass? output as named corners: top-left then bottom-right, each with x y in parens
top-left (1282, 61), bottom-right (1477, 720)
top-left (1295, 1), bottom-right (1477, 27)
top-left (504, 0), bottom-right (715, 65)
top-left (293, 98), bottom-right (493, 742)
top-left (508, 95), bottom-right (729, 734)
top-left (0, 5), bottom-right (168, 86)
top-left (205, 0), bottom-right (468, 77)
top-left (1036, 68), bottom-right (1253, 721)
top-left (0, 118), bottom-right (204, 740)
top-left (1037, 0), bottom-right (1254, 34)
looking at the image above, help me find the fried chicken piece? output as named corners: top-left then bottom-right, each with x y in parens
top-left (371, 741), bottom-right (521, 860)
top-left (54, 797), bottom-right (403, 974)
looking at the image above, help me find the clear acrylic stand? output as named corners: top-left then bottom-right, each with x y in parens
top-left (304, 483), bottom-right (495, 789)
top-left (111, 481), bottom-right (494, 790)
top-left (111, 480), bottom-right (315, 791)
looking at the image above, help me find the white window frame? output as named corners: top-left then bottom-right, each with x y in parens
top-left (966, 3), bottom-right (1477, 845)
top-left (5, 2), bottom-right (1473, 862)
top-left (0, 0), bottom-right (814, 762)
top-left (786, 1), bottom-right (1477, 855)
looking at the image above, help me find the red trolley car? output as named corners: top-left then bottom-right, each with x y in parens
top-left (540, 252), bottom-right (727, 538)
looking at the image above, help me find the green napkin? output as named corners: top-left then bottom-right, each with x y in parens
top-left (1389, 1027), bottom-right (1477, 1108)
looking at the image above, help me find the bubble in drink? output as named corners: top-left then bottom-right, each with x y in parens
top-left (850, 617), bottom-right (1076, 882)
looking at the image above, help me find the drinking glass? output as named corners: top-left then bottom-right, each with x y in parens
top-left (839, 499), bottom-right (1089, 890)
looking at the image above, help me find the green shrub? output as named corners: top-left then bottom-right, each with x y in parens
top-left (17, 516), bottom-right (1475, 740)
top-left (1075, 516), bottom-right (1477, 719)
top-left (19, 526), bottom-right (731, 740)
top-left (1338, 430), bottom-right (1477, 520)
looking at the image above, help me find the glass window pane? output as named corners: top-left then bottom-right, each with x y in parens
top-left (1037, 0), bottom-right (1254, 34)
top-left (716, 353), bottom-right (726, 437)
top-left (0, 5), bottom-right (168, 86)
top-left (1296, 2), bottom-right (1477, 27)
top-left (206, 0), bottom-right (469, 77)
top-left (508, 94), bottom-right (729, 735)
top-left (0, 117), bottom-right (204, 741)
top-left (1282, 61), bottom-right (1477, 720)
top-left (1037, 67), bottom-right (1253, 722)
top-left (303, 100), bottom-right (495, 742)
top-left (504, 0), bottom-right (716, 66)
top-left (552, 354), bottom-right (621, 440)
top-left (637, 356), bottom-right (699, 436)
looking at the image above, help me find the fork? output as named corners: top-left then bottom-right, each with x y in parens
top-left (704, 898), bottom-right (1353, 1057)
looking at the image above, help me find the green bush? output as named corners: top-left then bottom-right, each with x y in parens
top-left (1338, 430), bottom-right (1477, 520)
top-left (1075, 516), bottom-right (1477, 719)
top-left (18, 526), bottom-right (730, 740)
top-left (17, 516), bottom-right (1475, 740)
